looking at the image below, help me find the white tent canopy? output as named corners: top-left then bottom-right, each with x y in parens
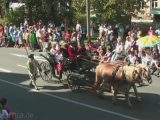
top-left (9, 3), bottom-right (25, 10)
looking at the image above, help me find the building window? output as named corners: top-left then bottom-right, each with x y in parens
top-left (139, 1), bottom-right (144, 10)
top-left (152, 0), bottom-right (158, 9)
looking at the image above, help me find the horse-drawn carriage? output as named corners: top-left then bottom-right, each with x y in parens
top-left (39, 49), bottom-right (98, 90)
top-left (38, 49), bottom-right (152, 108)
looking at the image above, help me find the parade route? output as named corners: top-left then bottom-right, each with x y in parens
top-left (0, 47), bottom-right (160, 120)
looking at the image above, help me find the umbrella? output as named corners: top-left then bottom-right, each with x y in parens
top-left (137, 35), bottom-right (160, 47)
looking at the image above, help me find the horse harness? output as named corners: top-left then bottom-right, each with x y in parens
top-left (112, 65), bottom-right (127, 85)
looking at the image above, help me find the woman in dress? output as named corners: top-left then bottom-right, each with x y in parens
top-left (90, 21), bottom-right (94, 37)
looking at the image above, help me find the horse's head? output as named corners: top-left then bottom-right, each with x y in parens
top-left (142, 67), bottom-right (152, 84)
top-left (132, 68), bottom-right (143, 86)
top-left (136, 64), bottom-right (152, 84)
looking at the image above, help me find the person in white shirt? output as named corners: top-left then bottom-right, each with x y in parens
top-left (124, 36), bottom-right (131, 55)
top-left (76, 20), bottom-right (81, 32)
top-left (54, 50), bottom-right (63, 63)
top-left (50, 42), bottom-right (57, 55)
top-left (0, 104), bottom-right (8, 120)
top-left (111, 38), bottom-right (124, 61)
top-left (36, 29), bottom-right (43, 52)
top-left (98, 23), bottom-right (104, 38)
top-left (61, 22), bottom-right (65, 39)
top-left (142, 49), bottom-right (152, 66)
top-left (124, 51), bottom-right (137, 65)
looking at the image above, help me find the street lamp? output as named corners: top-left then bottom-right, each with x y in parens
top-left (86, 0), bottom-right (90, 43)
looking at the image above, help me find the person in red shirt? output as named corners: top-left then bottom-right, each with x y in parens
top-left (147, 26), bottom-right (155, 36)
top-left (65, 30), bottom-right (71, 43)
top-left (68, 41), bottom-right (78, 60)
top-left (42, 32), bottom-right (49, 50)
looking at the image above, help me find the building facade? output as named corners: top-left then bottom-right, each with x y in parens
top-left (132, 0), bottom-right (160, 22)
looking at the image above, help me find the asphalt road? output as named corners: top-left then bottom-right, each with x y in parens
top-left (0, 47), bottom-right (160, 120)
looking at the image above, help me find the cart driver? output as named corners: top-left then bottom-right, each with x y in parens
top-left (68, 41), bottom-right (78, 60)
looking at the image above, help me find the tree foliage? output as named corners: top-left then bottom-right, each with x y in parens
top-left (72, 0), bottom-right (146, 25)
top-left (3, 0), bottom-right (73, 26)
top-left (4, 6), bottom-right (26, 26)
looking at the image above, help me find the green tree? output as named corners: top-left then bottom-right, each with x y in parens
top-left (2, 0), bottom-right (73, 26)
top-left (4, 6), bottom-right (26, 26)
top-left (72, 0), bottom-right (146, 25)
top-left (20, 0), bottom-right (40, 25)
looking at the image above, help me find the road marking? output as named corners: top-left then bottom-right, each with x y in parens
top-left (0, 68), bottom-right (12, 73)
top-left (17, 64), bottom-right (27, 68)
top-left (10, 53), bottom-right (46, 62)
top-left (10, 53), bottom-right (27, 58)
top-left (0, 78), bottom-right (141, 120)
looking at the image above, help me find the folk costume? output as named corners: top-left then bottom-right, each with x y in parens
top-left (27, 54), bottom-right (41, 90)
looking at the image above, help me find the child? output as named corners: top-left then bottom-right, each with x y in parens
top-left (54, 50), bottom-right (63, 79)
top-left (92, 51), bottom-right (99, 62)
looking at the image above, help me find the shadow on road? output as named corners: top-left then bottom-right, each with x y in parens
top-left (0, 72), bottom-right (160, 120)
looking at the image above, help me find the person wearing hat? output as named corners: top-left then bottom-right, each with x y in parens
top-left (0, 103), bottom-right (8, 120)
top-left (68, 41), bottom-right (78, 60)
top-left (27, 54), bottom-right (42, 90)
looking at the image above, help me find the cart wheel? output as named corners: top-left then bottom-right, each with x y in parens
top-left (39, 62), bottom-right (52, 82)
top-left (63, 70), bottom-right (71, 76)
top-left (67, 74), bottom-right (80, 92)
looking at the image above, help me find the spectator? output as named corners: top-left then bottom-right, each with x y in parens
top-left (42, 32), bottom-right (49, 50)
top-left (98, 23), bottom-right (104, 38)
top-left (76, 20), bottom-right (81, 32)
top-left (65, 30), bottom-right (71, 43)
top-left (111, 38), bottom-right (124, 61)
top-left (0, 103), bottom-right (8, 120)
top-left (101, 48), bottom-right (112, 63)
top-left (147, 26), bottom-right (154, 36)
top-left (6, 33), bottom-right (13, 47)
top-left (137, 27), bottom-right (142, 39)
top-left (4, 22), bottom-right (9, 36)
top-left (124, 51), bottom-right (137, 65)
top-left (0, 98), bottom-right (11, 114)
top-left (29, 31), bottom-right (35, 52)
top-left (61, 22), bottom-right (65, 39)
top-left (17, 27), bottom-right (23, 48)
top-left (124, 36), bottom-right (131, 56)
top-left (150, 48), bottom-right (160, 68)
top-left (0, 33), bottom-right (6, 47)
top-left (72, 28), bottom-right (77, 41)
top-left (118, 24), bottom-right (125, 40)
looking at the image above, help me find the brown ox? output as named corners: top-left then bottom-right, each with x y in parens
top-left (108, 61), bottom-right (152, 84)
top-left (93, 64), bottom-right (143, 108)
